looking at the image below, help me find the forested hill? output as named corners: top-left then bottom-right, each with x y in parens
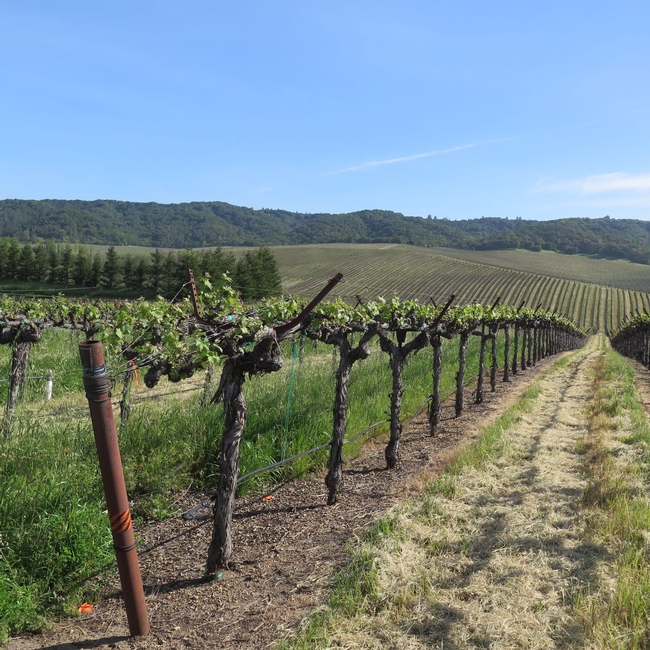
top-left (2, 198), bottom-right (650, 264)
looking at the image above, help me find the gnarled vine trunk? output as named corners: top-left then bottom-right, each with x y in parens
top-left (322, 326), bottom-right (376, 505)
top-left (3, 341), bottom-right (31, 437)
top-left (455, 332), bottom-right (469, 417)
top-left (120, 366), bottom-right (134, 423)
top-left (378, 329), bottom-right (429, 469)
top-left (2, 325), bottom-right (42, 438)
top-left (490, 325), bottom-right (498, 391)
top-left (503, 325), bottom-right (511, 382)
top-left (475, 330), bottom-right (487, 404)
top-left (512, 325), bottom-right (519, 376)
top-left (206, 335), bottom-right (283, 575)
top-left (429, 334), bottom-right (443, 435)
top-left (521, 326), bottom-right (528, 370)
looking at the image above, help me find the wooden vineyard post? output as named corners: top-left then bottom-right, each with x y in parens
top-left (526, 326), bottom-right (533, 367)
top-left (45, 369), bottom-right (54, 400)
top-left (79, 340), bottom-right (149, 637)
top-left (512, 324), bottom-right (519, 376)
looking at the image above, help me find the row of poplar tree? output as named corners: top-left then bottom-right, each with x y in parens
top-left (0, 238), bottom-right (283, 300)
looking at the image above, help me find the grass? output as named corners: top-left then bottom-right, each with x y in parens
top-left (572, 347), bottom-right (650, 649)
top-left (0, 325), bottom-right (502, 639)
top-left (0, 329), bottom-right (85, 405)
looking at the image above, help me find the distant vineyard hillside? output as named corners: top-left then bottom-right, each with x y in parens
top-left (264, 244), bottom-right (650, 332)
top-left (428, 247), bottom-right (650, 293)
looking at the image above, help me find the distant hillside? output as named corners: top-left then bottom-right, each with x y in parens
top-left (2, 198), bottom-right (650, 264)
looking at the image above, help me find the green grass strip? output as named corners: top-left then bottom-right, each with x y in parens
top-left (574, 348), bottom-right (650, 649)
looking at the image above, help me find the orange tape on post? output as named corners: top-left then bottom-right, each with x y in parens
top-left (129, 360), bottom-right (141, 389)
top-left (110, 509), bottom-right (133, 534)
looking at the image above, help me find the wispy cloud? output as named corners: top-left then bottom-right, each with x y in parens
top-left (566, 108), bottom-right (647, 131)
top-left (327, 138), bottom-right (510, 175)
top-left (532, 172), bottom-right (650, 195)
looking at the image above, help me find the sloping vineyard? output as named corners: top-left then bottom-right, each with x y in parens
top-left (268, 244), bottom-right (650, 331)
top-left (428, 246), bottom-right (650, 292)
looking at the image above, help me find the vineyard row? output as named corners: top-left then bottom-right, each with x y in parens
top-left (0, 277), bottom-right (586, 578)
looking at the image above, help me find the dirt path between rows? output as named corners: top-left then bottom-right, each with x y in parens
top-left (328, 337), bottom-right (602, 649)
top-left (8, 352), bottom-right (568, 650)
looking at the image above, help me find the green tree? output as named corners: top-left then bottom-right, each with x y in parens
top-left (60, 244), bottom-right (74, 285)
top-left (148, 249), bottom-right (164, 294)
top-left (73, 247), bottom-right (90, 286)
top-left (34, 243), bottom-right (49, 282)
top-left (162, 251), bottom-right (178, 298)
top-left (0, 238), bottom-right (9, 278)
top-left (176, 248), bottom-right (200, 291)
top-left (46, 241), bottom-right (60, 283)
top-left (102, 246), bottom-right (120, 289)
top-left (121, 254), bottom-right (135, 290)
top-left (17, 243), bottom-right (35, 281)
top-left (7, 238), bottom-right (20, 279)
top-left (200, 247), bottom-right (236, 283)
top-left (134, 256), bottom-right (150, 293)
top-left (89, 252), bottom-right (103, 286)
top-left (234, 247), bottom-right (282, 300)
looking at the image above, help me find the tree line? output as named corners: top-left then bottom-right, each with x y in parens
top-left (2, 199), bottom-right (650, 266)
top-left (0, 238), bottom-right (282, 300)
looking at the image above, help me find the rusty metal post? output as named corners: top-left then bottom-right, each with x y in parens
top-left (79, 340), bottom-right (150, 637)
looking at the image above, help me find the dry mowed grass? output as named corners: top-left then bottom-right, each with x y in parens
top-left (283, 337), bottom-right (650, 650)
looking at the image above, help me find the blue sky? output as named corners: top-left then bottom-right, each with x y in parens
top-left (1, 1), bottom-right (649, 220)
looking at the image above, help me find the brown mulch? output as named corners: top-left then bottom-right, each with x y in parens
top-left (7, 359), bottom-right (556, 650)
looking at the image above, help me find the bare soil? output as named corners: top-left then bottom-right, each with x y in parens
top-left (7, 357), bottom-right (557, 650)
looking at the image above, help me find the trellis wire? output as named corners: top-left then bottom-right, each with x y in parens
top-left (181, 369), bottom-right (483, 521)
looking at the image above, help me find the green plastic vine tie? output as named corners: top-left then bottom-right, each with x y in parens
top-left (282, 338), bottom-right (298, 461)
